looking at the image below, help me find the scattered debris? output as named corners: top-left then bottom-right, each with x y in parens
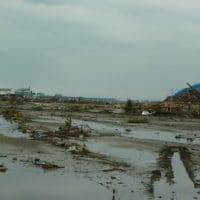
top-left (0, 164), bottom-right (7, 172)
top-left (34, 158), bottom-right (64, 170)
top-left (0, 154), bottom-right (7, 158)
top-left (55, 119), bottom-right (89, 138)
top-left (2, 108), bottom-right (22, 121)
top-left (127, 116), bottom-right (149, 124)
top-left (148, 170), bottom-right (162, 194)
top-left (51, 137), bottom-right (72, 148)
top-left (175, 135), bottom-right (182, 139)
top-left (68, 145), bottom-right (89, 155)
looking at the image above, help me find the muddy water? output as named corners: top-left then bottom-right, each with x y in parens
top-left (80, 139), bottom-right (156, 167)
top-left (154, 152), bottom-right (200, 200)
top-left (73, 119), bottom-right (200, 145)
top-left (33, 116), bottom-right (200, 145)
top-left (22, 115), bottom-right (200, 199)
top-left (32, 116), bottom-right (200, 145)
top-left (0, 159), bottom-right (112, 200)
top-left (73, 119), bottom-right (123, 135)
top-left (128, 130), bottom-right (200, 145)
top-left (0, 116), bottom-right (27, 138)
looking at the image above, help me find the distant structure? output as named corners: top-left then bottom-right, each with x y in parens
top-left (15, 87), bottom-right (33, 98)
top-left (0, 88), bottom-right (12, 95)
top-left (59, 96), bottom-right (118, 103)
top-left (78, 97), bottom-right (118, 103)
top-left (0, 85), bottom-right (119, 104)
top-left (161, 82), bottom-right (200, 116)
top-left (34, 93), bottom-right (46, 99)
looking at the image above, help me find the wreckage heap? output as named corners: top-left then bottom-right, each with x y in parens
top-left (162, 83), bottom-right (200, 116)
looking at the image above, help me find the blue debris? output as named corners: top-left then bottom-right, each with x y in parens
top-left (30, 133), bottom-right (48, 139)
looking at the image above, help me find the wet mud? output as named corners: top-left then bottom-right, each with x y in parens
top-left (0, 105), bottom-right (200, 200)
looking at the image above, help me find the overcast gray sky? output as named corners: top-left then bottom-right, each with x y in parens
top-left (0, 0), bottom-right (200, 100)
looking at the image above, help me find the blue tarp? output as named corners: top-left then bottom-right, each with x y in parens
top-left (174, 82), bottom-right (200, 97)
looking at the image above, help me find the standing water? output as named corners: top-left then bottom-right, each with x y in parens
top-left (154, 152), bottom-right (200, 200)
top-left (0, 116), bottom-right (26, 138)
top-left (0, 159), bottom-right (112, 200)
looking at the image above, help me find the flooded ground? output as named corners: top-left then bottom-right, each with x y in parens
top-left (0, 105), bottom-right (200, 200)
top-left (0, 159), bottom-right (112, 200)
top-left (73, 119), bottom-right (200, 145)
top-left (154, 152), bottom-right (200, 200)
top-left (32, 115), bottom-right (200, 145)
top-left (26, 115), bottom-right (200, 145)
top-left (0, 116), bottom-right (28, 138)
top-left (129, 129), bottom-right (200, 145)
top-left (74, 138), bottom-right (156, 167)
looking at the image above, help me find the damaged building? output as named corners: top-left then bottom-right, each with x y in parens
top-left (161, 82), bottom-right (200, 117)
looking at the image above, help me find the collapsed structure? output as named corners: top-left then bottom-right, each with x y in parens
top-left (162, 82), bottom-right (200, 116)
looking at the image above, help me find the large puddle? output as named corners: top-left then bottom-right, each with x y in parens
top-left (128, 129), bottom-right (200, 145)
top-left (154, 152), bottom-right (200, 200)
top-left (73, 119), bottom-right (123, 135)
top-left (0, 159), bottom-right (112, 200)
top-left (0, 117), bottom-right (27, 138)
top-left (73, 119), bottom-right (200, 145)
top-left (32, 116), bottom-right (200, 145)
top-left (73, 138), bottom-right (156, 167)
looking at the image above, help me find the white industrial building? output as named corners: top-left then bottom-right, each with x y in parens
top-left (0, 88), bottom-right (12, 95)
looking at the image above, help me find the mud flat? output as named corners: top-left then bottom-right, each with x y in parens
top-left (72, 137), bottom-right (157, 167)
top-left (72, 118), bottom-right (200, 145)
top-left (0, 102), bottom-right (200, 199)
top-left (0, 134), bottom-right (113, 200)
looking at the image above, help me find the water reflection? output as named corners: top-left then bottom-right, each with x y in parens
top-left (73, 119), bottom-right (200, 145)
top-left (154, 153), bottom-right (200, 200)
top-left (84, 139), bottom-right (156, 166)
top-left (0, 117), bottom-right (26, 138)
top-left (0, 160), bottom-right (112, 200)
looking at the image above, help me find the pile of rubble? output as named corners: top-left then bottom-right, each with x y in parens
top-left (51, 137), bottom-right (89, 155)
top-left (171, 90), bottom-right (200, 103)
top-left (161, 88), bottom-right (200, 117)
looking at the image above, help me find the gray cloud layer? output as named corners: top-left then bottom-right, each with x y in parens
top-left (0, 0), bottom-right (200, 99)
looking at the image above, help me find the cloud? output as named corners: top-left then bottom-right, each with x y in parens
top-left (24, 0), bottom-right (68, 5)
top-left (0, 0), bottom-right (200, 99)
top-left (1, 0), bottom-right (200, 44)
